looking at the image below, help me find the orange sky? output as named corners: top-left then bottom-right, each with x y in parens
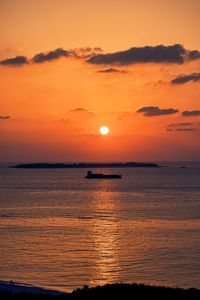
top-left (0, 0), bottom-right (200, 161)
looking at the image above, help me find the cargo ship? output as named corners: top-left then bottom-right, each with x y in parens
top-left (85, 171), bottom-right (122, 179)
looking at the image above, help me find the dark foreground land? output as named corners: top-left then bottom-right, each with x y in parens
top-left (1, 283), bottom-right (200, 300)
top-left (12, 162), bottom-right (160, 168)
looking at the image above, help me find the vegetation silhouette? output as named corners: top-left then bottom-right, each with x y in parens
top-left (1, 283), bottom-right (200, 300)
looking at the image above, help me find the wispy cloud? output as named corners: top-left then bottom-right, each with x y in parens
top-left (168, 122), bottom-right (192, 128)
top-left (0, 115), bottom-right (10, 119)
top-left (166, 122), bottom-right (197, 132)
top-left (57, 118), bottom-right (70, 122)
top-left (69, 47), bottom-right (102, 59)
top-left (176, 128), bottom-right (195, 131)
top-left (69, 108), bottom-right (96, 116)
top-left (97, 68), bottom-right (127, 73)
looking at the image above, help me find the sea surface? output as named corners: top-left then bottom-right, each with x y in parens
top-left (0, 162), bottom-right (200, 292)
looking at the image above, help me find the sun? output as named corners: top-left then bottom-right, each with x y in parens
top-left (100, 126), bottom-right (109, 135)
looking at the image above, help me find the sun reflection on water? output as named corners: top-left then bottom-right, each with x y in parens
top-left (88, 181), bottom-right (122, 286)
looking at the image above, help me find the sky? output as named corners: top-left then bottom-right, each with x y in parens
top-left (0, 0), bottom-right (200, 162)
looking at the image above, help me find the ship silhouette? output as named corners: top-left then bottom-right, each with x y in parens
top-left (85, 171), bottom-right (122, 179)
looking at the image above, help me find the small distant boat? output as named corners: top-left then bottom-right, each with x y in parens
top-left (85, 171), bottom-right (122, 179)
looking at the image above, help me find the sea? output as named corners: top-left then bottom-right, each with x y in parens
top-left (0, 162), bottom-right (200, 292)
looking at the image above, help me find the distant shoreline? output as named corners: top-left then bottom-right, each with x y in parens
top-left (11, 162), bottom-right (160, 169)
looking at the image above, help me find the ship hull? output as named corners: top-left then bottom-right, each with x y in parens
top-left (85, 174), bottom-right (121, 179)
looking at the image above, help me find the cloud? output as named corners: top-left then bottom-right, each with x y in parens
top-left (69, 47), bottom-right (102, 59)
top-left (167, 122), bottom-right (192, 128)
top-left (70, 108), bottom-right (89, 113)
top-left (182, 110), bottom-right (200, 117)
top-left (69, 108), bottom-right (96, 116)
top-left (146, 80), bottom-right (167, 87)
top-left (97, 68), bottom-right (126, 73)
top-left (188, 50), bottom-right (200, 61)
top-left (176, 128), bottom-right (195, 131)
top-left (166, 122), bottom-right (196, 132)
top-left (0, 115), bottom-right (10, 119)
top-left (32, 48), bottom-right (69, 63)
top-left (1, 44), bottom-right (200, 68)
top-left (171, 73), bottom-right (200, 84)
top-left (137, 106), bottom-right (179, 117)
top-left (88, 44), bottom-right (188, 65)
top-left (0, 47), bottom-right (102, 66)
top-left (0, 56), bottom-right (28, 66)
top-left (58, 118), bottom-right (70, 122)
top-left (32, 47), bottom-right (102, 62)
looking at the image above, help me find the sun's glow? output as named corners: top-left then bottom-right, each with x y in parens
top-left (100, 126), bottom-right (109, 135)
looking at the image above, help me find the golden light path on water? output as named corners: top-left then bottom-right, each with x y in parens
top-left (88, 181), bottom-right (121, 285)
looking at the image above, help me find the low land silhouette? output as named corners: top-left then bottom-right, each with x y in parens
top-left (1, 283), bottom-right (200, 300)
top-left (12, 162), bottom-right (160, 169)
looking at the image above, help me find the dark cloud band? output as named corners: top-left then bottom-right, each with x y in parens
top-left (182, 110), bottom-right (200, 117)
top-left (171, 73), bottom-right (200, 84)
top-left (1, 44), bottom-right (200, 67)
top-left (87, 44), bottom-right (195, 65)
top-left (0, 56), bottom-right (28, 66)
top-left (32, 48), bottom-right (69, 63)
top-left (137, 106), bottom-right (179, 117)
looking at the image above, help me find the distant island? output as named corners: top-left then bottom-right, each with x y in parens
top-left (11, 162), bottom-right (160, 169)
